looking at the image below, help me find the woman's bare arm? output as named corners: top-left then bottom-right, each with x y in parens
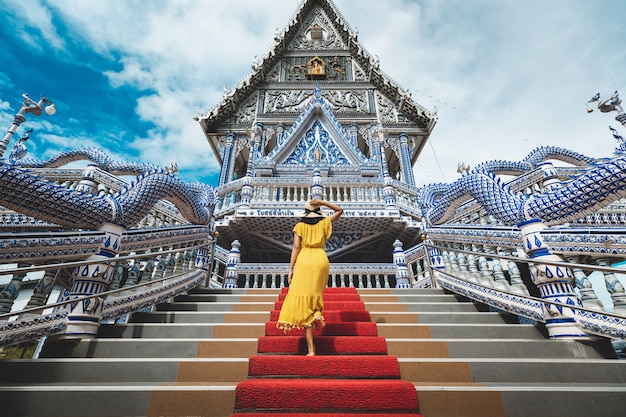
top-left (310, 199), bottom-right (344, 223)
top-left (288, 233), bottom-right (302, 283)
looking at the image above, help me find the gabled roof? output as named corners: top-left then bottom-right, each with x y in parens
top-left (196, 0), bottom-right (437, 131)
top-left (263, 84), bottom-right (367, 168)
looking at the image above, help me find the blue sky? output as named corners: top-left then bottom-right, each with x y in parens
top-left (1, 0), bottom-right (625, 186)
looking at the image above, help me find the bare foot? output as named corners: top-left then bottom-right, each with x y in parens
top-left (306, 351), bottom-right (315, 356)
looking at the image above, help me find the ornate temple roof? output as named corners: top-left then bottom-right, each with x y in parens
top-left (196, 0), bottom-right (437, 171)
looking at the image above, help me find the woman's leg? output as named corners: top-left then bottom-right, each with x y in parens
top-left (305, 326), bottom-right (315, 356)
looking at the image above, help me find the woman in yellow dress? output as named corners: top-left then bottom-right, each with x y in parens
top-left (277, 199), bottom-right (344, 356)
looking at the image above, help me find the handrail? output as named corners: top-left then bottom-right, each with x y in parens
top-left (434, 268), bottom-right (626, 340)
top-left (0, 258), bottom-right (209, 347)
top-left (426, 242), bottom-right (626, 275)
top-left (0, 243), bottom-right (207, 277)
top-left (0, 264), bottom-right (203, 321)
top-left (423, 241), bottom-right (626, 340)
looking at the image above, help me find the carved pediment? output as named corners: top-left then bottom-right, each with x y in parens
top-left (266, 86), bottom-right (368, 171)
top-left (288, 10), bottom-right (346, 51)
top-left (283, 120), bottom-right (350, 165)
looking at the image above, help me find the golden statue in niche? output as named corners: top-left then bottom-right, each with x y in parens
top-left (307, 56), bottom-right (326, 79)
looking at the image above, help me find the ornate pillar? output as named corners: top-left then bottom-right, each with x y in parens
top-left (485, 246), bottom-right (509, 291)
top-left (594, 257), bottom-right (626, 314)
top-left (59, 223), bottom-right (124, 339)
top-left (218, 132), bottom-right (236, 186)
top-left (311, 167), bottom-right (323, 200)
top-left (275, 124), bottom-right (285, 147)
top-left (0, 262), bottom-right (30, 315)
top-left (518, 219), bottom-right (590, 339)
top-left (75, 164), bottom-right (99, 194)
top-left (194, 245), bottom-right (210, 283)
top-left (152, 255), bottom-right (168, 281)
top-left (188, 248), bottom-right (198, 271)
top-left (125, 260), bottom-right (141, 287)
top-left (445, 245), bottom-right (459, 273)
top-left (164, 253), bottom-right (177, 276)
top-left (141, 257), bottom-right (155, 284)
top-left (423, 234), bottom-right (444, 288)
top-left (253, 121), bottom-right (264, 158)
top-left (224, 240), bottom-right (241, 288)
top-left (398, 133), bottom-right (415, 186)
top-left (376, 132), bottom-right (397, 209)
top-left (345, 124), bottom-right (357, 148)
top-left (455, 244), bottom-right (469, 275)
top-left (173, 250), bottom-right (185, 274)
top-left (538, 161), bottom-right (561, 191)
top-left (465, 245), bottom-right (481, 282)
top-left (183, 250), bottom-right (193, 273)
top-left (108, 262), bottom-right (125, 290)
top-left (393, 239), bottom-right (410, 288)
top-left (380, 150), bottom-right (395, 208)
top-left (21, 268), bottom-right (59, 316)
top-left (240, 127), bottom-right (257, 208)
top-left (503, 249), bottom-right (529, 296)
top-left (369, 125), bottom-right (384, 178)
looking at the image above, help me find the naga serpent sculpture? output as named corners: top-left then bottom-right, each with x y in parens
top-left (0, 149), bottom-right (216, 229)
top-left (16, 147), bottom-right (162, 175)
top-left (418, 146), bottom-right (626, 227)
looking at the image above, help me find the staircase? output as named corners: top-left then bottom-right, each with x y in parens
top-left (0, 286), bottom-right (624, 417)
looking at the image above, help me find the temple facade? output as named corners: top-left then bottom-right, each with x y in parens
top-left (196, 0), bottom-right (437, 288)
top-left (1, 1), bottom-right (626, 415)
top-left (0, 0), bottom-right (625, 360)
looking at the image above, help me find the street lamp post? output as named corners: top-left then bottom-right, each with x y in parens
top-left (0, 93), bottom-right (56, 158)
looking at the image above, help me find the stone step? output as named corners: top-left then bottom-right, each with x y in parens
top-left (398, 357), bottom-right (626, 384)
top-left (377, 323), bottom-right (546, 339)
top-left (128, 311), bottom-right (272, 323)
top-left (175, 293), bottom-right (464, 304)
top-left (0, 384), bottom-right (237, 417)
top-left (0, 358), bottom-right (249, 384)
top-left (3, 382), bottom-right (626, 417)
top-left (371, 311), bottom-right (519, 324)
top-left (129, 309), bottom-right (517, 324)
top-left (96, 322), bottom-right (545, 340)
top-left (39, 338), bottom-right (260, 359)
top-left (388, 338), bottom-right (616, 359)
top-left (155, 300), bottom-right (484, 313)
top-left (98, 323), bottom-right (265, 339)
top-left (4, 356), bottom-right (625, 385)
top-left (4, 286), bottom-right (622, 417)
top-left (414, 383), bottom-right (626, 417)
top-left (40, 336), bottom-right (615, 360)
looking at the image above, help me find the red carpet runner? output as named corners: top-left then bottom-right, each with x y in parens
top-left (231, 287), bottom-right (424, 417)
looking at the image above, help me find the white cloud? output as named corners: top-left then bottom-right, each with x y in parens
top-left (331, 0), bottom-right (626, 184)
top-left (33, 0), bottom-right (299, 181)
top-left (2, 0), bottom-right (65, 50)
top-left (5, 0), bottom-right (625, 186)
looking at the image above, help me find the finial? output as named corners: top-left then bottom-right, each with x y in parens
top-left (314, 81), bottom-right (322, 101)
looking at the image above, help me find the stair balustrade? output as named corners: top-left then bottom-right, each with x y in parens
top-left (421, 240), bottom-right (626, 341)
top-left (0, 242), bottom-right (211, 349)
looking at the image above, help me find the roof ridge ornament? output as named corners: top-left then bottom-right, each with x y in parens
top-left (314, 81), bottom-right (323, 102)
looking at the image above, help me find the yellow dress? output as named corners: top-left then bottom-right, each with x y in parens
top-left (277, 217), bottom-right (332, 333)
